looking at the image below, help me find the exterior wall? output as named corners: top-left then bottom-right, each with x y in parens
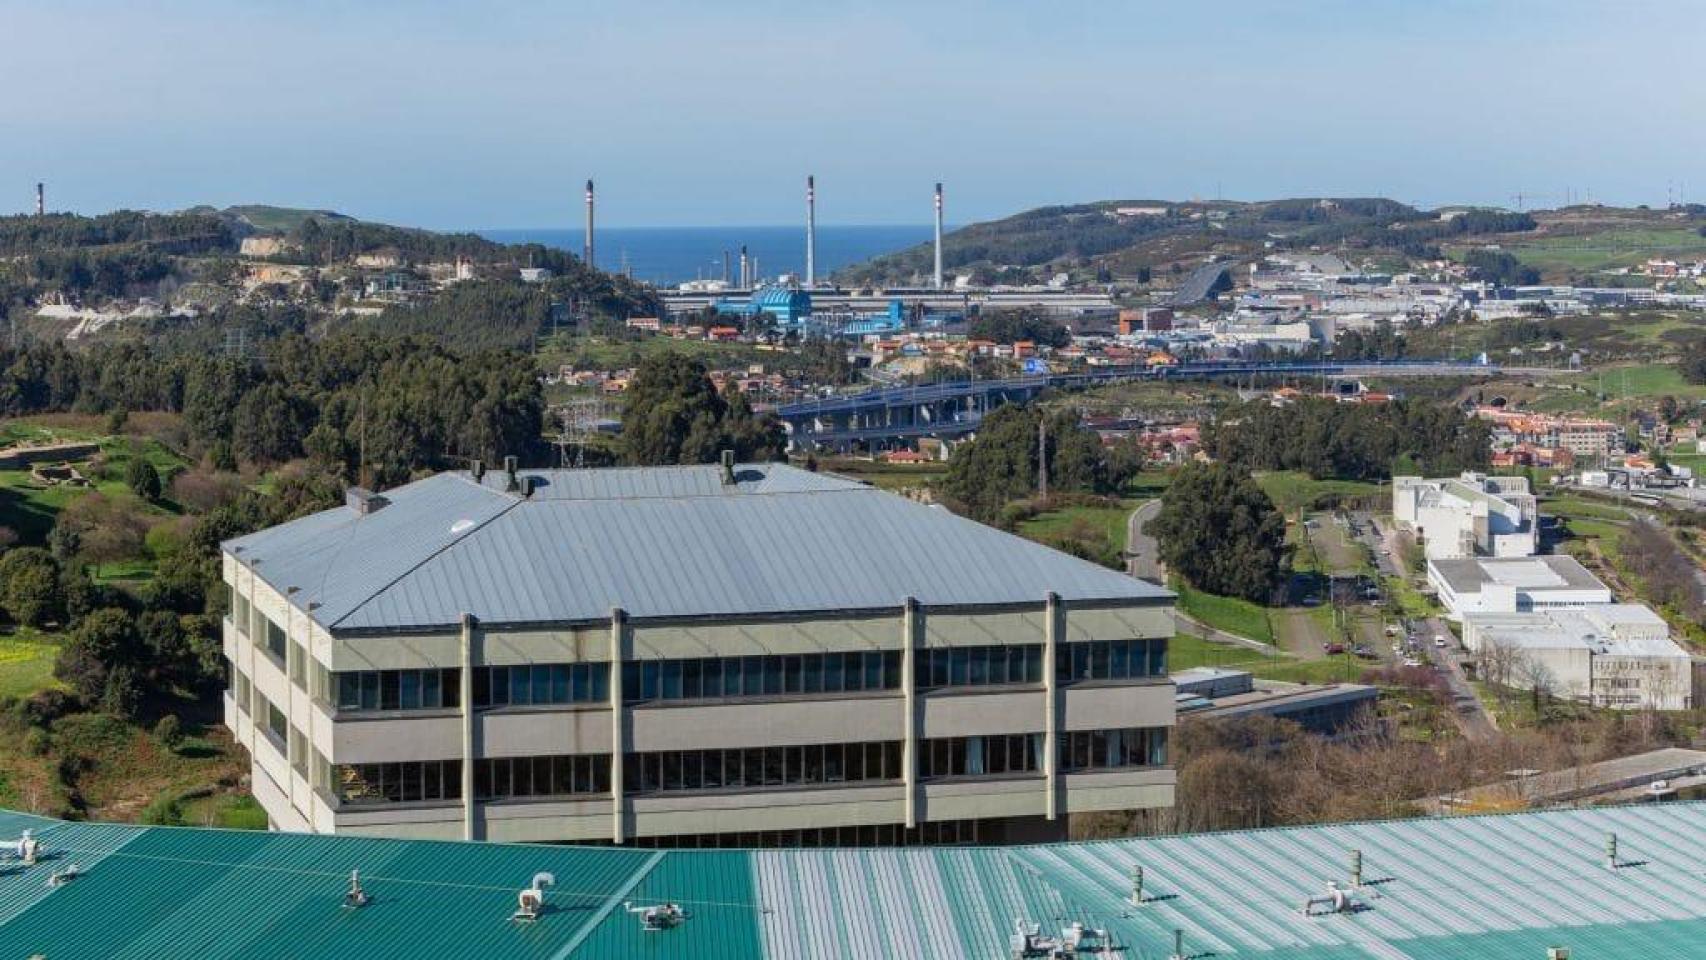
top-left (224, 550), bottom-right (1176, 844)
top-left (1592, 654), bottom-right (1692, 711)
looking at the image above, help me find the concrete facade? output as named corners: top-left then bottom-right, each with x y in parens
top-left (1393, 472), bottom-right (1538, 560)
top-left (1461, 604), bottom-right (1692, 711)
top-left (1428, 554), bottom-right (1613, 620)
top-left (221, 465), bottom-right (1177, 846)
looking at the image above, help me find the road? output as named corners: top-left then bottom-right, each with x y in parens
top-left (1420, 614), bottom-right (1499, 742)
top-left (1125, 499), bottom-right (1163, 583)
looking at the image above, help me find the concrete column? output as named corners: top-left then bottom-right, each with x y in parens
top-left (609, 607), bottom-right (628, 844)
top-left (1043, 592), bottom-right (1061, 821)
top-left (459, 613), bottom-right (477, 841)
top-left (901, 596), bottom-right (921, 830)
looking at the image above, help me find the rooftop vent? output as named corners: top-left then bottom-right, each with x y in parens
top-left (343, 869), bottom-right (370, 909)
top-left (721, 449), bottom-right (736, 485)
top-left (520, 475), bottom-right (537, 498)
top-left (513, 872), bottom-right (554, 922)
top-left (503, 455), bottom-right (520, 492)
top-left (471, 459), bottom-right (486, 481)
top-left (345, 487), bottom-right (389, 516)
top-left (625, 900), bottom-right (689, 931)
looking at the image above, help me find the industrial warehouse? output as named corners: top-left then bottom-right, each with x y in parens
top-left (220, 458), bottom-right (1176, 846)
top-left (0, 802), bottom-right (1701, 958)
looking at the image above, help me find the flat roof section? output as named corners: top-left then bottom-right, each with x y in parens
top-left (1431, 554), bottom-right (1608, 595)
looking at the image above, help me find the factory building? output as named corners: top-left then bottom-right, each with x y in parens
top-left (1391, 472), bottom-right (1538, 560)
top-left (221, 458), bottom-right (1175, 847)
top-left (1461, 604), bottom-right (1692, 711)
top-left (712, 286), bottom-right (813, 329)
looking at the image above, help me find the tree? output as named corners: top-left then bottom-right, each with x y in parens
top-left (620, 353), bottom-right (782, 465)
top-left (0, 548), bottom-right (63, 627)
top-left (54, 607), bottom-right (143, 706)
top-left (941, 405), bottom-right (1113, 524)
top-left (126, 457), bottom-right (162, 502)
top-left (55, 493), bottom-right (148, 576)
top-left (1681, 338), bottom-right (1706, 386)
top-left (1149, 463), bottom-right (1287, 602)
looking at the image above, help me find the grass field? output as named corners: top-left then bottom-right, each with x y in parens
top-left (1256, 472), bottom-right (1383, 515)
top-left (0, 633), bottom-right (63, 700)
top-left (1017, 500), bottom-right (1136, 555)
top-left (1168, 631), bottom-right (1363, 684)
top-left (1173, 580), bottom-right (1275, 645)
top-left (0, 418), bottom-right (193, 549)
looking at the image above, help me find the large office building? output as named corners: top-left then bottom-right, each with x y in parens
top-left (1461, 604), bottom-right (1693, 711)
top-left (221, 459), bottom-right (1176, 846)
top-left (1391, 472), bottom-right (1538, 560)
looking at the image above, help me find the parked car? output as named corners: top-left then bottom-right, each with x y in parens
top-left (1324, 643), bottom-right (1346, 656)
top-left (1434, 636), bottom-right (1448, 648)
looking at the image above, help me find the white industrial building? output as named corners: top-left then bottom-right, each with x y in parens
top-left (1392, 472), bottom-right (1538, 560)
top-left (1461, 604), bottom-right (1692, 711)
top-left (1428, 555), bottom-right (1613, 620)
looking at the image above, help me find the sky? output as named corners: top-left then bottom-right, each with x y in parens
top-left (2, 0), bottom-right (1702, 229)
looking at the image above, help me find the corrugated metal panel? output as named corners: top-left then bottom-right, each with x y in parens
top-left (5, 805), bottom-right (1706, 956)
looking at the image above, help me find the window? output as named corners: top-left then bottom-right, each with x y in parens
top-left (472, 755), bottom-right (608, 800)
top-left (920, 645), bottom-right (1043, 689)
top-left (919, 734), bottom-right (1043, 778)
top-left (622, 652), bottom-right (903, 703)
top-left (622, 741), bottom-right (902, 795)
top-left (334, 669), bottom-right (460, 712)
top-left (265, 701), bottom-right (287, 741)
top-left (1057, 727), bottom-right (1169, 771)
top-left (288, 641), bottom-right (307, 688)
top-left (336, 760), bottom-right (464, 805)
top-left (263, 617), bottom-right (287, 662)
top-left (1054, 640), bottom-right (1167, 684)
top-left (472, 664), bottom-right (606, 708)
top-left (232, 591), bottom-right (251, 635)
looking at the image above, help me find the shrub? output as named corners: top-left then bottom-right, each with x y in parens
top-left (139, 793), bottom-right (186, 826)
top-left (126, 457), bottom-right (163, 501)
top-left (0, 548), bottom-right (63, 627)
top-left (22, 727), bottom-right (50, 756)
top-left (153, 714), bottom-right (183, 751)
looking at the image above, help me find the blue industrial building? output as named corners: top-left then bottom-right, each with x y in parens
top-left (714, 286), bottom-right (813, 328)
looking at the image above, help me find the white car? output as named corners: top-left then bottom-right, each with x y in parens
top-left (1402, 657), bottom-right (1424, 668)
top-left (1434, 636), bottom-right (1448, 648)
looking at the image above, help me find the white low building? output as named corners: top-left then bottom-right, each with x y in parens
top-left (1462, 604), bottom-right (1692, 711)
top-left (1428, 555), bottom-right (1613, 620)
top-left (1392, 472), bottom-right (1538, 560)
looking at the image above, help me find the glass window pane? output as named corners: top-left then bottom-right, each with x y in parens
top-left (662, 752), bottom-right (682, 791)
top-left (622, 664), bottom-right (640, 702)
top-left (763, 658), bottom-right (783, 696)
top-left (489, 668), bottom-right (509, 706)
top-left (1026, 646), bottom-right (1042, 684)
top-left (800, 654), bottom-right (821, 694)
top-left (510, 668), bottom-right (530, 706)
top-left (864, 652), bottom-right (883, 690)
top-left (1092, 642), bottom-right (1111, 679)
top-left (884, 651), bottom-right (902, 689)
top-left (683, 752), bottom-right (703, 790)
top-left (381, 671), bottom-right (401, 710)
top-left (682, 659), bottom-right (702, 700)
top-left (1071, 644), bottom-right (1090, 682)
top-left (399, 671), bottom-right (421, 710)
top-left (423, 669), bottom-right (442, 708)
top-left (1150, 639), bottom-right (1167, 677)
top-left (573, 665), bottom-right (591, 703)
top-left (824, 744), bottom-right (844, 782)
top-left (950, 648), bottom-right (969, 686)
top-left (743, 657), bottom-right (765, 696)
top-left (824, 652), bottom-right (844, 692)
top-left (784, 656), bottom-right (803, 694)
top-left (803, 744), bottom-right (823, 783)
top-left (928, 649), bottom-right (947, 688)
top-left (968, 647), bottom-right (989, 686)
top-left (551, 665), bottom-right (569, 704)
top-left (641, 661), bottom-right (660, 700)
top-left (590, 665), bottom-right (609, 702)
top-left (1110, 640), bottom-right (1129, 679)
top-left (662, 660), bottom-right (683, 700)
top-left (703, 751), bottom-right (723, 789)
top-left (338, 674), bottom-right (361, 711)
top-left (725, 751), bottom-right (744, 788)
top-left (764, 747), bottom-right (785, 785)
top-left (843, 653), bottom-right (864, 692)
top-left (703, 659), bottom-right (722, 698)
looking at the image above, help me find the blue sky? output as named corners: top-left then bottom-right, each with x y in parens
top-left (1, 1), bottom-right (1700, 229)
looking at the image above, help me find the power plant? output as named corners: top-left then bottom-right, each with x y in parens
top-left (933, 182), bottom-right (945, 290)
top-left (805, 174), bottom-right (817, 288)
top-left (583, 179), bottom-right (595, 268)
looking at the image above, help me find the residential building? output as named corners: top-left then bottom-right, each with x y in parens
top-left (1461, 604), bottom-right (1692, 711)
top-left (1428, 555), bottom-right (1613, 620)
top-left (1391, 472), bottom-right (1538, 560)
top-left (221, 459), bottom-right (1175, 847)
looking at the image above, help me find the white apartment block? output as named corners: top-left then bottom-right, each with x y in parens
top-left (221, 459), bottom-right (1176, 847)
top-left (1462, 604), bottom-right (1692, 711)
top-left (1392, 472), bottom-right (1538, 561)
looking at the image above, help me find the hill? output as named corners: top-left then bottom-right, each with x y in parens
top-left (180, 204), bottom-right (357, 235)
top-left (834, 197), bottom-right (1538, 286)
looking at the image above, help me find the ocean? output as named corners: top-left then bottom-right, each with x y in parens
top-left (478, 225), bottom-right (931, 287)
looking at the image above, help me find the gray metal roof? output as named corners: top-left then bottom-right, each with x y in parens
top-left (226, 464), bottom-right (1170, 632)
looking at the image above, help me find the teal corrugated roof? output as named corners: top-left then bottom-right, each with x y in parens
top-left (3, 803), bottom-right (1706, 957)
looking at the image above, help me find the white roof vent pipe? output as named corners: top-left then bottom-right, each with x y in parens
top-left (513, 872), bottom-right (554, 922)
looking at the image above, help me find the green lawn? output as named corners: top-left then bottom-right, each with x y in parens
top-left (1168, 631), bottom-right (1362, 684)
top-left (181, 792), bottom-right (269, 830)
top-left (1017, 500), bottom-right (1137, 555)
top-left (1173, 580), bottom-right (1275, 644)
top-left (0, 633), bottom-right (64, 700)
top-left (1542, 494), bottom-right (1631, 523)
top-left (1255, 472), bottom-right (1383, 515)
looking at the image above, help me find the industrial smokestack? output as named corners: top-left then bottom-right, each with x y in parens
top-left (805, 174), bottom-right (817, 288)
top-left (35, 182), bottom-right (44, 217)
top-left (583, 179), bottom-right (595, 268)
top-left (722, 249), bottom-right (731, 285)
top-left (933, 182), bottom-right (944, 290)
top-left (739, 245), bottom-right (749, 289)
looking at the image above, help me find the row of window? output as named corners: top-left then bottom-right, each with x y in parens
top-left (625, 741), bottom-right (904, 794)
top-left (921, 645), bottom-right (1044, 688)
top-left (329, 730), bottom-right (1167, 806)
top-left (1059, 727), bottom-right (1168, 771)
top-left (1057, 638), bottom-right (1168, 683)
top-left (338, 760), bottom-right (464, 805)
top-left (337, 669), bottom-right (463, 712)
top-left (475, 664), bottom-right (610, 708)
top-left (623, 651), bottom-right (902, 703)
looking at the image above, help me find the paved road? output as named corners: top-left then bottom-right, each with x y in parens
top-left (1125, 499), bottom-right (1164, 584)
top-left (1420, 615), bottom-right (1499, 742)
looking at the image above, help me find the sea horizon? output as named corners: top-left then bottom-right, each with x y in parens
top-left (478, 224), bottom-right (938, 286)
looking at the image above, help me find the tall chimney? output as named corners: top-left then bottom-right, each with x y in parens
top-left (805, 174), bottom-right (817, 288)
top-left (933, 182), bottom-right (945, 290)
top-left (35, 182), bottom-right (44, 217)
top-left (739, 245), bottom-right (749, 289)
top-left (583, 179), bottom-right (595, 268)
top-left (722, 249), bottom-right (731, 285)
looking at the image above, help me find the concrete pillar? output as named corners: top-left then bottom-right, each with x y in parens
top-left (609, 607), bottom-right (628, 844)
top-left (1043, 592), bottom-right (1061, 821)
top-left (459, 613), bottom-right (477, 841)
top-left (902, 596), bottom-right (921, 830)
